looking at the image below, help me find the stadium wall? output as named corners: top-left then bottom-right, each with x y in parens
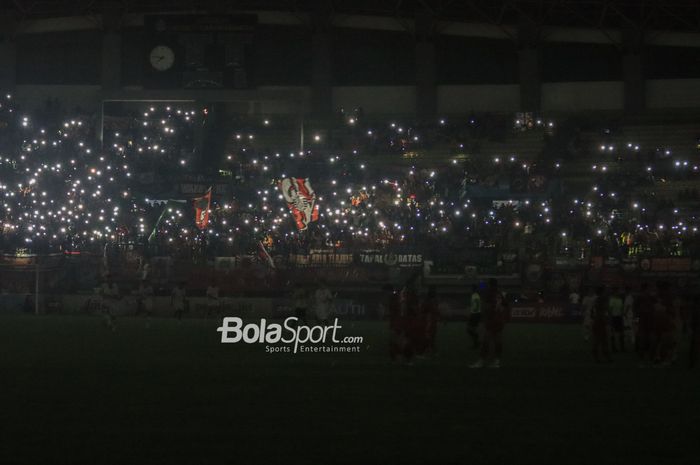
top-left (437, 85), bottom-right (520, 113)
top-left (0, 294), bottom-right (580, 323)
top-left (5, 14), bottom-right (700, 116)
top-left (541, 82), bottom-right (624, 112)
top-left (647, 79), bottom-right (700, 109)
top-left (14, 84), bottom-right (103, 113)
top-left (11, 79), bottom-right (700, 116)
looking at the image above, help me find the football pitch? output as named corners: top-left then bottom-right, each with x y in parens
top-left (2, 314), bottom-right (699, 465)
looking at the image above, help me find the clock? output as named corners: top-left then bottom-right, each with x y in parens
top-left (149, 45), bottom-right (175, 71)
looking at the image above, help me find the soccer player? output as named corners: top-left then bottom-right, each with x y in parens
top-left (291, 283), bottom-right (309, 325)
top-left (313, 280), bottom-right (334, 326)
top-left (101, 278), bottom-right (118, 332)
top-left (140, 281), bottom-right (155, 328)
top-left (608, 287), bottom-right (624, 352)
top-left (670, 291), bottom-right (685, 363)
top-left (470, 278), bottom-right (507, 368)
top-left (109, 281), bottom-right (120, 300)
top-left (420, 286), bottom-right (439, 357)
top-left (400, 276), bottom-right (420, 364)
top-left (591, 286), bottom-right (612, 363)
top-left (171, 282), bottom-right (187, 321)
top-left (568, 287), bottom-right (580, 310)
top-left (385, 284), bottom-right (405, 363)
top-left (140, 260), bottom-right (150, 282)
top-left (651, 282), bottom-right (673, 365)
top-left (467, 284), bottom-right (482, 349)
top-left (205, 282), bottom-right (220, 319)
top-left (136, 281), bottom-right (151, 314)
top-left (580, 287), bottom-right (596, 342)
top-left (635, 282), bottom-right (654, 365)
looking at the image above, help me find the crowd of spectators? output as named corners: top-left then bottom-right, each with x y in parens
top-left (2, 94), bottom-right (700, 268)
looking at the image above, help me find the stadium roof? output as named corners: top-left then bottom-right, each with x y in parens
top-left (2, 0), bottom-right (700, 33)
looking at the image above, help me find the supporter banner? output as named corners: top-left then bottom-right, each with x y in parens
top-left (272, 297), bottom-right (377, 320)
top-left (287, 253), bottom-right (352, 267)
top-left (308, 250), bottom-right (353, 267)
top-left (492, 200), bottom-right (523, 209)
top-left (1, 290), bottom-right (589, 323)
top-left (214, 256), bottom-right (255, 270)
top-left (288, 254), bottom-right (310, 267)
top-left (214, 251), bottom-right (423, 269)
top-left (279, 178), bottom-right (319, 231)
top-left (553, 257), bottom-right (584, 269)
top-left (643, 257), bottom-right (691, 272)
top-left (427, 261), bottom-right (464, 275)
top-left (180, 183), bottom-right (229, 195)
top-left (510, 301), bottom-right (581, 323)
top-left (590, 256), bottom-right (699, 275)
top-left (0, 252), bottom-right (64, 268)
top-left (358, 251), bottom-right (423, 267)
top-left (232, 296), bottom-right (581, 322)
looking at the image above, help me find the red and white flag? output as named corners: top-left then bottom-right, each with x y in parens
top-left (194, 187), bottom-right (212, 230)
top-left (279, 178), bottom-right (319, 230)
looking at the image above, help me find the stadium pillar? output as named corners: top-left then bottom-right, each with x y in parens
top-left (622, 27), bottom-right (645, 113)
top-left (194, 101), bottom-right (208, 168)
top-left (517, 16), bottom-right (541, 113)
top-left (0, 16), bottom-right (17, 90)
top-left (101, 6), bottom-right (123, 91)
top-left (415, 9), bottom-right (437, 122)
top-left (201, 101), bottom-right (228, 171)
top-left (310, 8), bottom-right (333, 119)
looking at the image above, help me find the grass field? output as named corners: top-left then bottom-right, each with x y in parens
top-left (2, 314), bottom-right (699, 465)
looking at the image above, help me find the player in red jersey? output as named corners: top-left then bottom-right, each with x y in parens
top-left (399, 276), bottom-right (421, 364)
top-left (420, 286), bottom-right (439, 357)
top-left (635, 282), bottom-right (654, 366)
top-left (385, 285), bottom-right (404, 362)
top-left (652, 282), bottom-right (674, 365)
top-left (471, 278), bottom-right (508, 368)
